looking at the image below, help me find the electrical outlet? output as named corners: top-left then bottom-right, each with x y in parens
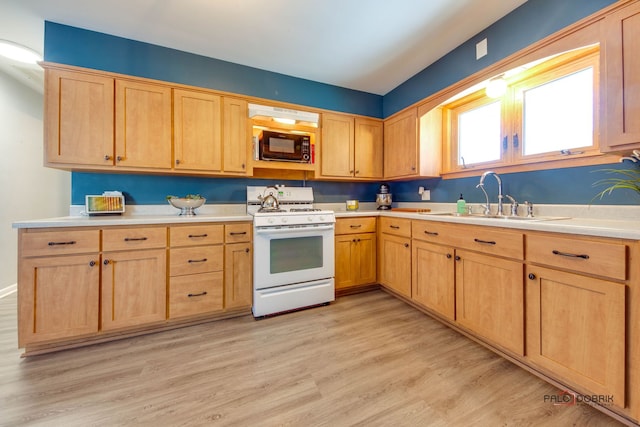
top-left (421, 190), bottom-right (431, 201)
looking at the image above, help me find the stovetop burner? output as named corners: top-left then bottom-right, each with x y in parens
top-left (257, 208), bottom-right (286, 213)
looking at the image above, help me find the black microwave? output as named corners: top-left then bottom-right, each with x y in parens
top-left (258, 131), bottom-right (311, 163)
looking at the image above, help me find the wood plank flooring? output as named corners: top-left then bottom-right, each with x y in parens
top-left (0, 290), bottom-right (624, 426)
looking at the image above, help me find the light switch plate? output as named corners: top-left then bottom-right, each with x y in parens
top-left (476, 38), bottom-right (488, 59)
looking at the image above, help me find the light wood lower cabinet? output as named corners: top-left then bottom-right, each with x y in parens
top-left (411, 240), bottom-right (455, 321)
top-left (335, 217), bottom-right (377, 292)
top-left (455, 249), bottom-right (524, 355)
top-left (101, 248), bottom-right (167, 331)
top-left (526, 265), bottom-right (626, 406)
top-left (224, 242), bottom-right (253, 309)
top-left (379, 234), bottom-right (412, 298)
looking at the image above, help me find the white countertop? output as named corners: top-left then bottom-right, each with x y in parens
top-left (12, 202), bottom-right (640, 240)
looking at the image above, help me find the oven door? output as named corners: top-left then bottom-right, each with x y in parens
top-left (253, 224), bottom-right (335, 290)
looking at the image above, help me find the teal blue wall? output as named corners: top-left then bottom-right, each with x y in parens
top-left (49, 0), bottom-right (639, 207)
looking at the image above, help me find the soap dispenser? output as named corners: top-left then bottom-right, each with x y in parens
top-left (457, 193), bottom-right (467, 214)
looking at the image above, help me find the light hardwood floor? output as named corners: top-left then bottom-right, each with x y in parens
top-left (0, 290), bottom-right (623, 426)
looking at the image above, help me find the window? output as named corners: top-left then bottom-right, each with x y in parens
top-left (442, 45), bottom-right (600, 173)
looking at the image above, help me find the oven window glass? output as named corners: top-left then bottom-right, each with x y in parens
top-left (269, 137), bottom-right (295, 153)
top-left (270, 236), bottom-right (322, 273)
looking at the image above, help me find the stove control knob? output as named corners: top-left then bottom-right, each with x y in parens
top-left (308, 216), bottom-right (313, 222)
top-left (281, 217), bottom-right (288, 223)
top-left (319, 216), bottom-right (325, 222)
top-left (267, 218), bottom-right (275, 224)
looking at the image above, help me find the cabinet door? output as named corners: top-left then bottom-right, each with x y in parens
top-left (101, 249), bottom-right (167, 330)
top-left (354, 117), bottom-right (383, 179)
top-left (173, 89), bottom-right (222, 171)
top-left (601, 1), bottom-right (640, 152)
top-left (224, 242), bottom-right (252, 309)
top-left (335, 233), bottom-right (376, 290)
top-left (18, 254), bottom-right (100, 346)
top-left (223, 97), bottom-right (249, 174)
top-left (384, 108), bottom-right (418, 179)
top-left (526, 265), bottom-right (625, 406)
top-left (45, 69), bottom-right (114, 166)
top-left (321, 113), bottom-right (354, 178)
top-left (379, 233), bottom-right (411, 298)
top-left (412, 241), bottom-right (455, 321)
top-left (115, 79), bottom-right (172, 169)
top-left (455, 249), bottom-right (524, 355)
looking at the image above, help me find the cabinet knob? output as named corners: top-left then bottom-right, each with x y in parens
top-left (446, 253), bottom-right (452, 259)
top-left (355, 170), bottom-right (359, 175)
top-left (350, 170), bottom-right (354, 174)
top-left (104, 155), bottom-right (112, 161)
top-left (455, 255), bottom-right (461, 261)
top-left (116, 155), bottom-right (123, 162)
top-left (176, 159), bottom-right (181, 165)
top-left (404, 243), bottom-right (409, 248)
top-left (242, 163), bottom-right (245, 169)
top-left (245, 248), bottom-right (250, 253)
top-left (89, 260), bottom-right (96, 267)
top-left (528, 273), bottom-right (536, 280)
top-left (103, 259), bottom-right (110, 265)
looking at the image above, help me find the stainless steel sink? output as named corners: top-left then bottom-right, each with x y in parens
top-left (419, 212), bottom-right (570, 222)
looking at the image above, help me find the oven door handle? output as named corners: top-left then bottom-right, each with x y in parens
top-left (254, 224), bottom-right (335, 234)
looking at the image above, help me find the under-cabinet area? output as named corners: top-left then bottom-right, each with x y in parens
top-left (16, 221), bottom-right (253, 354)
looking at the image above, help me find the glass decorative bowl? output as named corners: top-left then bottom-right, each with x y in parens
top-left (167, 197), bottom-right (206, 216)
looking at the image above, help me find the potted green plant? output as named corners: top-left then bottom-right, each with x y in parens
top-left (592, 164), bottom-right (640, 200)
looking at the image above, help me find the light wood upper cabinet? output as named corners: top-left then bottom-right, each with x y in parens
top-left (384, 106), bottom-right (441, 179)
top-left (115, 79), bottom-right (172, 169)
top-left (601, 1), bottom-right (640, 152)
top-left (222, 97), bottom-right (249, 174)
top-left (44, 68), bottom-right (114, 167)
top-left (526, 265), bottom-right (625, 407)
top-left (321, 113), bottom-right (382, 179)
top-left (173, 89), bottom-right (223, 172)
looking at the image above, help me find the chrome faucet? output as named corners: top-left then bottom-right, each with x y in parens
top-left (476, 170), bottom-right (504, 216)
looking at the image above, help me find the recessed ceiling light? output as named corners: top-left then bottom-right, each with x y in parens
top-left (0, 40), bottom-right (42, 64)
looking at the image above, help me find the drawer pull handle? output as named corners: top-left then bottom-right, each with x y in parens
top-left (424, 231), bottom-right (439, 236)
top-left (229, 231), bottom-right (247, 235)
top-left (124, 237), bottom-right (148, 242)
top-left (552, 250), bottom-right (589, 260)
top-left (350, 224), bottom-right (362, 229)
top-left (474, 238), bottom-right (496, 245)
top-left (188, 258), bottom-right (208, 263)
top-left (390, 225), bottom-right (400, 229)
top-left (188, 233), bottom-right (208, 238)
top-left (48, 240), bottom-right (76, 246)
top-left (188, 291), bottom-right (208, 297)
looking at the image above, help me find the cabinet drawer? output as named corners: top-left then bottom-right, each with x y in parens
top-left (379, 217), bottom-right (411, 237)
top-left (170, 224), bottom-right (224, 247)
top-left (169, 271), bottom-right (224, 318)
top-left (411, 220), bottom-right (458, 246)
top-left (526, 234), bottom-right (626, 280)
top-left (170, 245), bottom-right (223, 276)
top-left (21, 229), bottom-right (100, 257)
top-left (225, 223), bottom-right (252, 243)
top-left (455, 226), bottom-right (524, 260)
top-left (103, 227), bottom-right (167, 251)
top-left (336, 217), bottom-right (376, 235)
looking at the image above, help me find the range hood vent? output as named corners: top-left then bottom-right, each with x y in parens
top-left (249, 103), bottom-right (319, 126)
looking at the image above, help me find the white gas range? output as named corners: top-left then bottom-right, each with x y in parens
top-left (247, 186), bottom-right (336, 317)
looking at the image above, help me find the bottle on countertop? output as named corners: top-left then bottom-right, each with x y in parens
top-left (457, 193), bottom-right (467, 214)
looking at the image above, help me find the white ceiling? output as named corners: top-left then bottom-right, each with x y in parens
top-left (0, 0), bottom-right (527, 95)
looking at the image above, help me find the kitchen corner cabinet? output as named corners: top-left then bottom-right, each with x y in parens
top-left (334, 217), bottom-right (377, 292)
top-left (44, 68), bottom-right (114, 167)
top-left (224, 223), bottom-right (253, 309)
top-left (601, 1), bottom-right (640, 152)
top-left (321, 113), bottom-right (383, 179)
top-left (17, 229), bottom-right (101, 347)
top-left (115, 79), bottom-right (172, 169)
top-left (101, 227), bottom-right (167, 330)
top-left (378, 217), bottom-right (412, 298)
